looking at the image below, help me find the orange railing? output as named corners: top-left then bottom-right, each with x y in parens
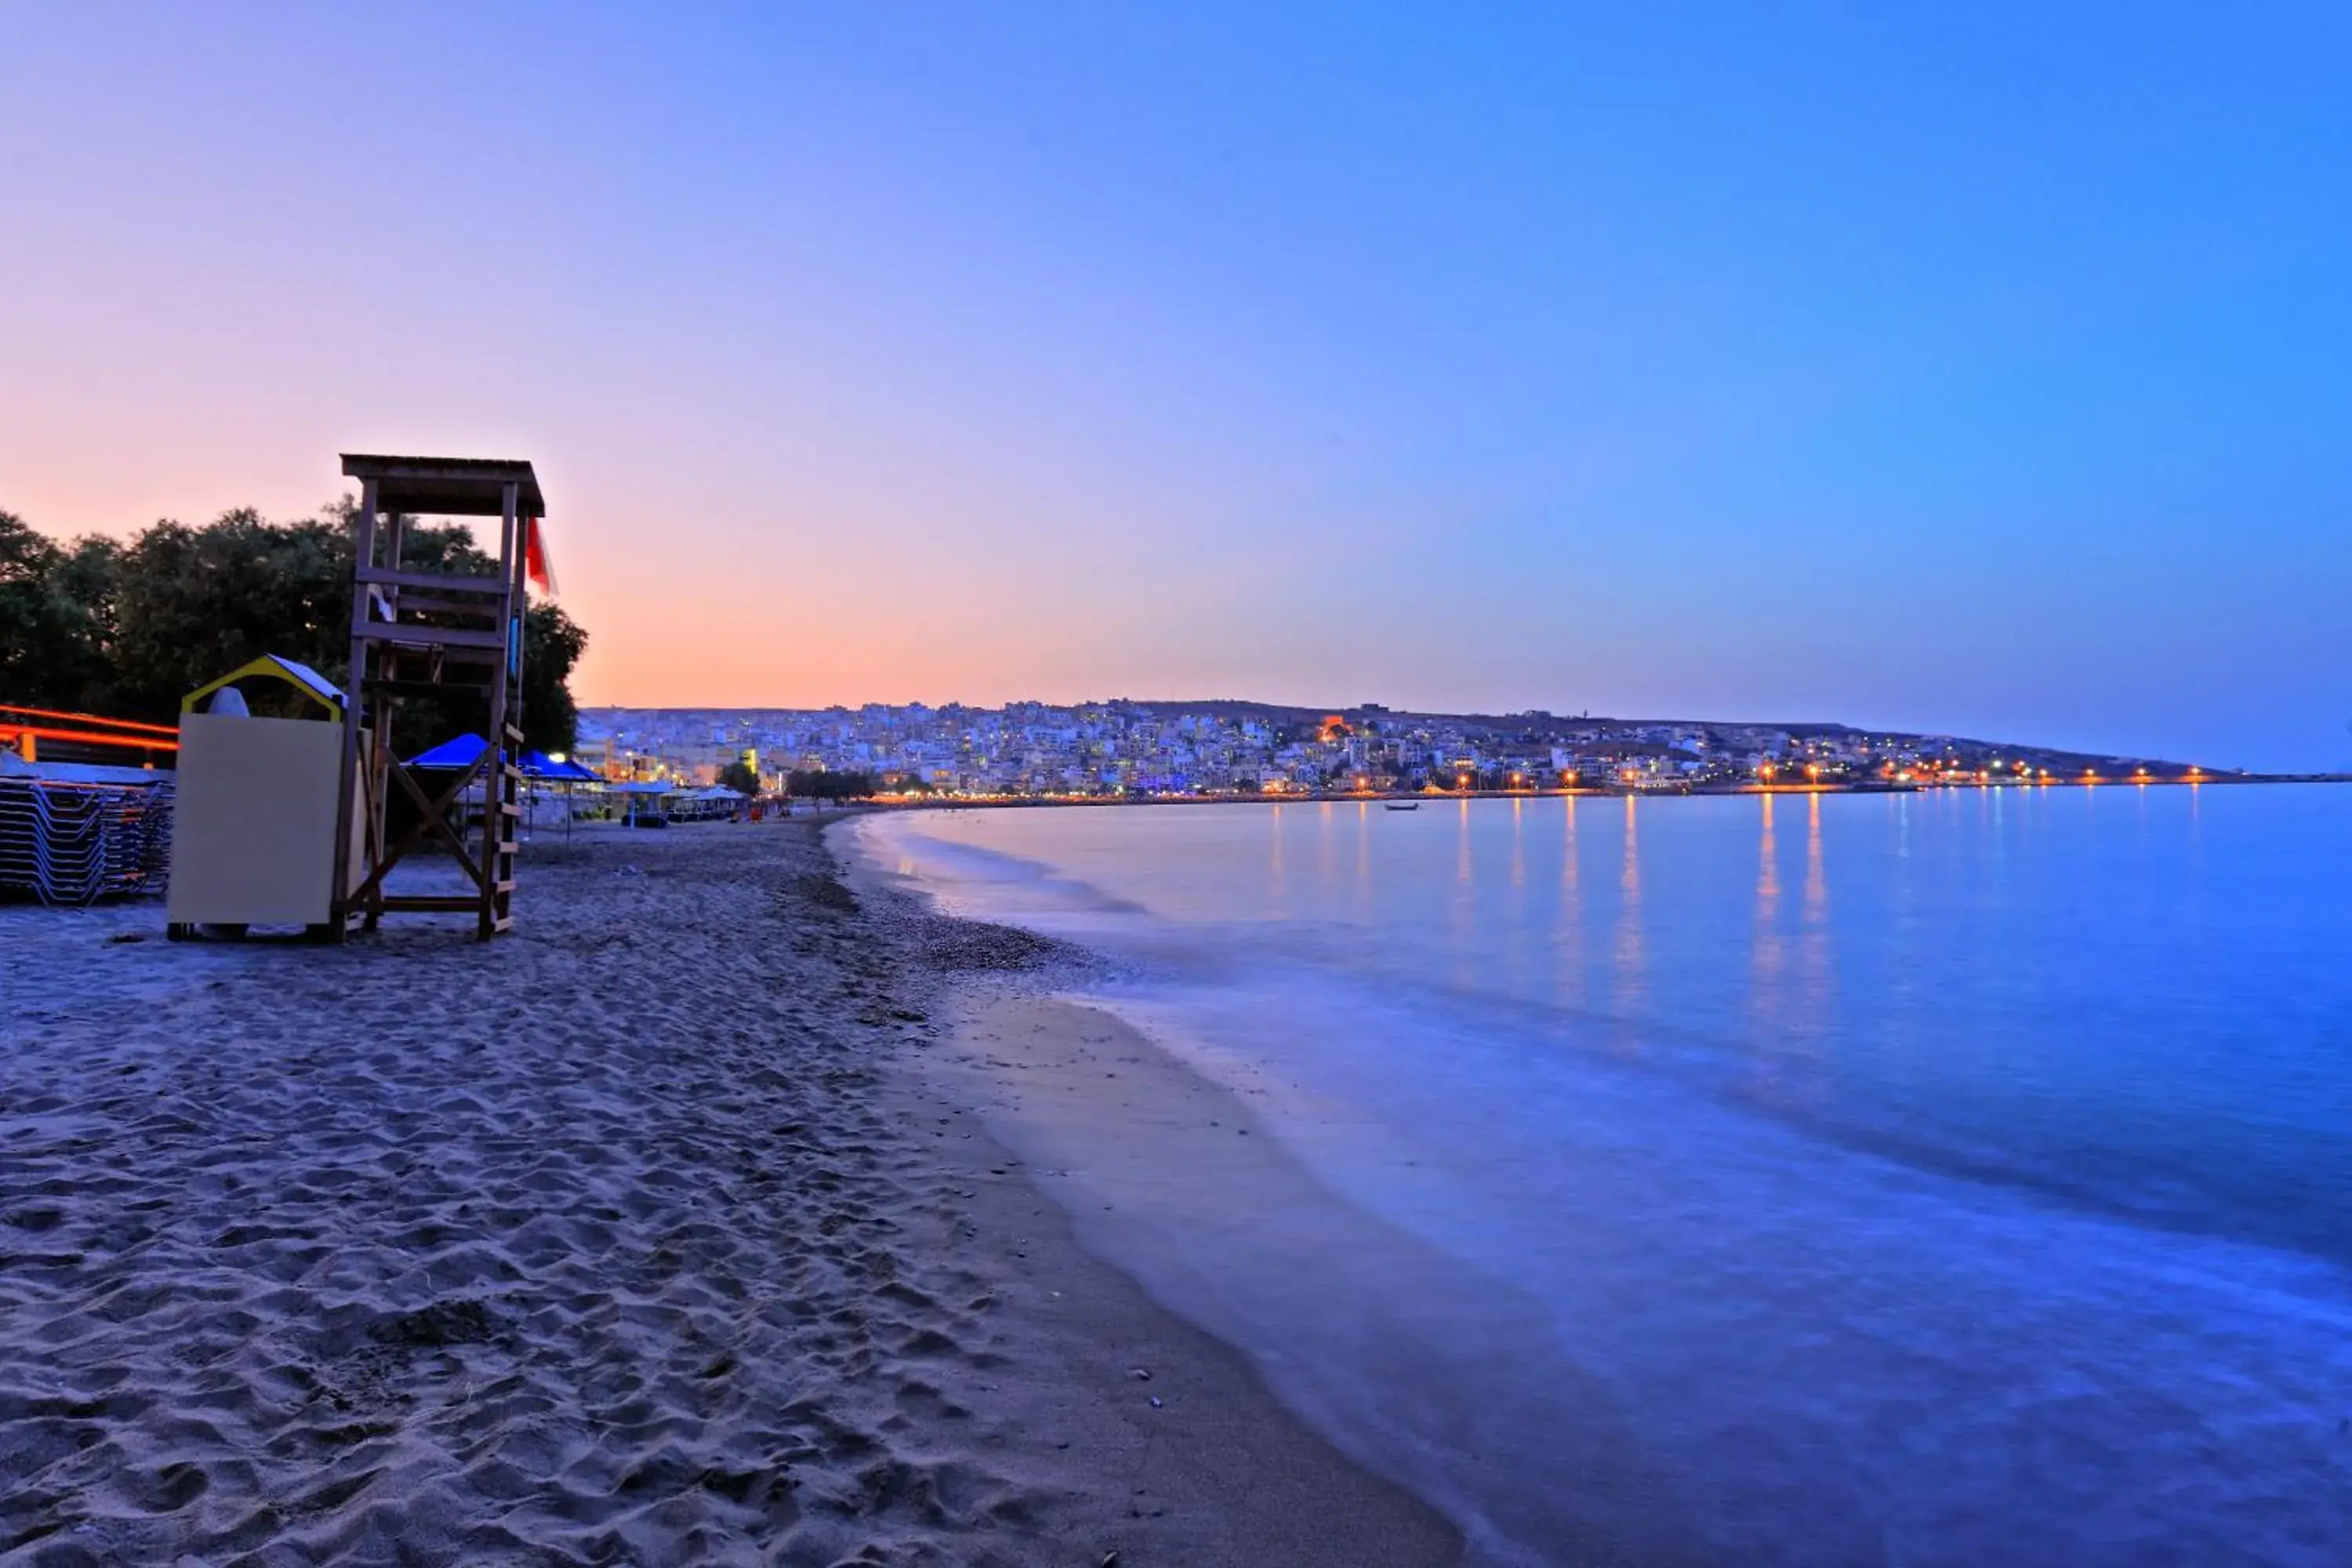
top-left (0, 706), bottom-right (180, 756)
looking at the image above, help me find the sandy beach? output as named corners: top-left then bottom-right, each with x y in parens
top-left (0, 820), bottom-right (1459, 1566)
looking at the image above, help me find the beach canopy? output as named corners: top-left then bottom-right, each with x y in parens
top-left (407, 733), bottom-right (491, 770)
top-left (525, 752), bottom-right (601, 782)
top-left (407, 736), bottom-right (598, 782)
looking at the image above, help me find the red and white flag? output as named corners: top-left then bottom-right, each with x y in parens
top-left (523, 517), bottom-right (557, 597)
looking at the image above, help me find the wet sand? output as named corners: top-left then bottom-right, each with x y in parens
top-left (896, 985), bottom-right (1703, 1568)
top-left (0, 819), bottom-right (1454, 1566)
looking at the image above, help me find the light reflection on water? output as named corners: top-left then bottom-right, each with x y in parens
top-left (1612, 795), bottom-right (1646, 1024)
top-left (879, 788), bottom-right (2352, 1256)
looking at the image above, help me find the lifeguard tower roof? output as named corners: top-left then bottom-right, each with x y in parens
top-left (339, 454), bottom-right (545, 518)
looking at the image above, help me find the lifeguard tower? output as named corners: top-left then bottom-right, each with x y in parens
top-left (332, 455), bottom-right (545, 940)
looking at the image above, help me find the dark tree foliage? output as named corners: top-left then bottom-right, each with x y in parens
top-left (717, 758), bottom-right (760, 794)
top-left (519, 607), bottom-right (587, 756)
top-left (1, 512), bottom-right (114, 707)
top-left (785, 768), bottom-right (879, 801)
top-left (0, 502), bottom-right (587, 753)
top-left (105, 509), bottom-right (350, 722)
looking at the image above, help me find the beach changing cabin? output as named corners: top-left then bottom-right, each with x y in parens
top-left (165, 655), bottom-right (352, 938)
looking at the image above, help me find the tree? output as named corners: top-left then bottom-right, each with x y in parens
top-left (0, 511), bottom-right (106, 708)
top-left (1, 502), bottom-right (588, 753)
top-left (106, 510), bottom-right (349, 721)
top-left (717, 758), bottom-right (760, 794)
top-left (521, 604), bottom-right (587, 754)
top-left (786, 768), bottom-right (879, 802)
top-left (53, 535), bottom-right (122, 687)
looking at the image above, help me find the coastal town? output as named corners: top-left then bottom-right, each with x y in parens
top-left (575, 700), bottom-right (2209, 798)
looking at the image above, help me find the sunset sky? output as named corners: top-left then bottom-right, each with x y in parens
top-left (4, 5), bottom-right (2347, 768)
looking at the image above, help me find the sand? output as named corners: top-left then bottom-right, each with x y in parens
top-left (0, 818), bottom-right (1460, 1566)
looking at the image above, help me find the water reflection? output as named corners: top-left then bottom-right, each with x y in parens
top-left (1555, 796), bottom-right (1585, 1008)
top-left (1804, 792), bottom-right (1827, 926)
top-left (1745, 797), bottom-right (1788, 1088)
top-left (1794, 793), bottom-right (1833, 1061)
top-left (1268, 803), bottom-right (1284, 902)
top-left (1743, 793), bottom-right (1835, 1096)
top-left (1354, 800), bottom-right (1371, 918)
top-left (1613, 795), bottom-right (1646, 1018)
top-left (1751, 794), bottom-right (1785, 993)
top-left (1504, 797), bottom-right (1533, 995)
top-left (1450, 798), bottom-right (1477, 991)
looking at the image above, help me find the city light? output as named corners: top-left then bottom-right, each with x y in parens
top-left (567, 703), bottom-right (2202, 803)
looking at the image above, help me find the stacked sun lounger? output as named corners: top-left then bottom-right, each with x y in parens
top-left (0, 775), bottom-right (175, 905)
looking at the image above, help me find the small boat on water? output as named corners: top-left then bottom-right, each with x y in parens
top-left (1384, 801), bottom-right (1421, 811)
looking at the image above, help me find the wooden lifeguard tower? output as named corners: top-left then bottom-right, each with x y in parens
top-left (331, 455), bottom-right (544, 940)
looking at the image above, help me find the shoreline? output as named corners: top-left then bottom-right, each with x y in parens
top-left (0, 819), bottom-right (1457, 1566)
top-left (837, 792), bottom-right (2352, 1567)
top-left (838, 813), bottom-right (1706, 1567)
top-left (837, 819), bottom-right (1470, 1566)
top-left (898, 986), bottom-right (1707, 1568)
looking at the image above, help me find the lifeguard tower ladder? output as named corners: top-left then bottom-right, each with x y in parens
top-left (331, 455), bottom-right (543, 940)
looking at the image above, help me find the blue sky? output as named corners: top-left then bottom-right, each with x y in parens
top-left (2, 4), bottom-right (2345, 767)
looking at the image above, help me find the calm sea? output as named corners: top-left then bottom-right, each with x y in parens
top-left (855, 787), bottom-right (2352, 1566)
